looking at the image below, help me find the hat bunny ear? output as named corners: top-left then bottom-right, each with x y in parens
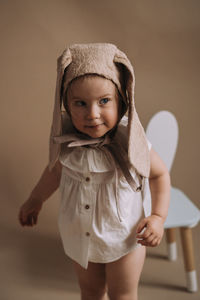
top-left (49, 48), bottom-right (72, 170)
top-left (114, 49), bottom-right (150, 177)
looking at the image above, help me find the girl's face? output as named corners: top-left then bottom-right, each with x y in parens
top-left (66, 76), bottom-right (119, 138)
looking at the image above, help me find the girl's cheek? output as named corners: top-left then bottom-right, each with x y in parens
top-left (70, 108), bottom-right (83, 119)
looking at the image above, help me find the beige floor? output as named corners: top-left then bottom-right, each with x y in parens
top-left (1, 197), bottom-right (200, 300)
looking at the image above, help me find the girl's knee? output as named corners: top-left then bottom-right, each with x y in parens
top-left (79, 277), bottom-right (107, 299)
top-left (107, 286), bottom-right (138, 300)
top-left (80, 286), bottom-right (107, 300)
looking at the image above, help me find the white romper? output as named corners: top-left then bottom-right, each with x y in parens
top-left (58, 117), bottom-right (151, 269)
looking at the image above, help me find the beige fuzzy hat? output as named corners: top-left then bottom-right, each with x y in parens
top-left (49, 43), bottom-right (150, 177)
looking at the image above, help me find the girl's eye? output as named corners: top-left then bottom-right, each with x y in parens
top-left (74, 100), bottom-right (86, 107)
top-left (99, 98), bottom-right (109, 105)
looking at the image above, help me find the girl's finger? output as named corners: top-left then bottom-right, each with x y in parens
top-left (138, 237), bottom-right (155, 247)
top-left (33, 215), bottom-right (38, 225)
top-left (137, 239), bottom-right (148, 246)
top-left (19, 212), bottom-right (26, 225)
top-left (150, 237), bottom-right (160, 247)
top-left (145, 233), bottom-right (155, 244)
top-left (27, 215), bottom-right (33, 226)
top-left (19, 208), bottom-right (30, 224)
top-left (136, 219), bottom-right (147, 233)
top-left (137, 227), bottom-right (152, 239)
top-left (138, 232), bottom-right (154, 245)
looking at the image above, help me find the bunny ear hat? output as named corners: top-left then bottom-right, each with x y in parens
top-left (49, 43), bottom-right (150, 178)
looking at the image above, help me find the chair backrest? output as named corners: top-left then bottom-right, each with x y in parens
top-left (146, 111), bottom-right (179, 172)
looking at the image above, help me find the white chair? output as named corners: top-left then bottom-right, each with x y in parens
top-left (145, 110), bottom-right (200, 292)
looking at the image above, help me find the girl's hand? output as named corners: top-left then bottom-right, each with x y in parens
top-left (136, 215), bottom-right (165, 247)
top-left (18, 162), bottom-right (62, 227)
top-left (18, 197), bottom-right (43, 227)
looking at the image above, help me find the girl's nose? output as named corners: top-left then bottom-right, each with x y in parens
top-left (86, 104), bottom-right (100, 120)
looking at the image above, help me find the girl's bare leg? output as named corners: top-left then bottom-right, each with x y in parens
top-left (106, 246), bottom-right (146, 300)
top-left (73, 261), bottom-right (108, 300)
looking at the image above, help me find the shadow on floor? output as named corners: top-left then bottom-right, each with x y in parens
top-left (1, 222), bottom-right (79, 293)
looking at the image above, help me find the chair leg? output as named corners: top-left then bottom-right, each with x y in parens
top-left (180, 227), bottom-right (198, 292)
top-left (166, 228), bottom-right (177, 261)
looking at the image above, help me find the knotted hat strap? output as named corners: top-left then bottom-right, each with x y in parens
top-left (53, 134), bottom-right (143, 193)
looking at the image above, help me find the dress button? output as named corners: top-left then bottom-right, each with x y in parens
top-left (85, 204), bottom-right (90, 209)
top-left (85, 177), bottom-right (90, 182)
top-left (86, 232), bottom-right (90, 236)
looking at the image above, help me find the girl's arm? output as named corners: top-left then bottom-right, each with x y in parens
top-left (136, 148), bottom-right (171, 247)
top-left (18, 160), bottom-right (62, 227)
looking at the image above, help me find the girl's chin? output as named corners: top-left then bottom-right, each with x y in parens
top-left (74, 129), bottom-right (105, 139)
top-left (84, 131), bottom-right (106, 139)
top-left (80, 126), bottom-right (109, 139)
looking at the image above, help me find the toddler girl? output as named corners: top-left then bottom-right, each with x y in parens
top-left (19, 43), bottom-right (170, 300)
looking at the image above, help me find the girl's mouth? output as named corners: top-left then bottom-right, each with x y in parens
top-left (85, 124), bottom-right (103, 128)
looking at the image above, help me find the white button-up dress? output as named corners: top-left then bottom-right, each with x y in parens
top-left (58, 118), bottom-right (152, 269)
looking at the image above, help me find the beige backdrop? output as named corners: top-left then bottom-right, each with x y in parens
top-left (1, 1), bottom-right (200, 299)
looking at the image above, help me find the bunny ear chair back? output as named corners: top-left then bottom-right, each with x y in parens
top-left (146, 110), bottom-right (200, 293)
